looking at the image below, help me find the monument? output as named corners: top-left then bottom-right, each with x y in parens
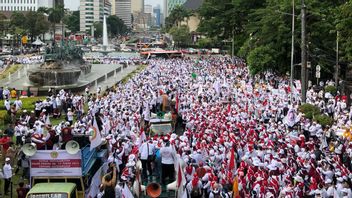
top-left (28, 42), bottom-right (92, 87)
top-left (92, 15), bottom-right (115, 54)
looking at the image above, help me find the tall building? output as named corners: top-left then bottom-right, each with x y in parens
top-left (153, 5), bottom-right (161, 27)
top-left (163, 0), bottom-right (168, 17)
top-left (104, 0), bottom-right (111, 16)
top-left (144, 4), bottom-right (152, 14)
top-left (80, 0), bottom-right (111, 32)
top-left (110, 0), bottom-right (115, 15)
top-left (115, 0), bottom-right (131, 27)
top-left (0, 0), bottom-right (55, 12)
top-left (167, 0), bottom-right (186, 16)
top-left (131, 0), bottom-right (143, 13)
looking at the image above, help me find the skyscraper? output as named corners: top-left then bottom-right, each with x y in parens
top-left (131, 0), bottom-right (143, 13)
top-left (115, 0), bottom-right (131, 27)
top-left (153, 5), bottom-right (161, 27)
top-left (80, 0), bottom-right (111, 32)
top-left (0, 0), bottom-right (55, 12)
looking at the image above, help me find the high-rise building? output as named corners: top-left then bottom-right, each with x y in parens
top-left (144, 4), bottom-right (152, 14)
top-left (163, 0), bottom-right (168, 17)
top-left (110, 0), bottom-right (115, 15)
top-left (80, 0), bottom-right (111, 32)
top-left (115, 0), bottom-right (131, 27)
top-left (131, 0), bottom-right (143, 13)
top-left (167, 0), bottom-right (186, 16)
top-left (153, 5), bottom-right (161, 27)
top-left (0, 0), bottom-right (55, 12)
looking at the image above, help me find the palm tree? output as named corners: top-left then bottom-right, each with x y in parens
top-left (38, 5), bottom-right (65, 44)
top-left (169, 5), bottom-right (191, 27)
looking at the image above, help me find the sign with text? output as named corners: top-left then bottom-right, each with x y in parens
top-left (30, 150), bottom-right (82, 177)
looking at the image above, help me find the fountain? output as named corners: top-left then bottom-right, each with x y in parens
top-left (91, 15), bottom-right (115, 54)
top-left (28, 42), bottom-right (92, 87)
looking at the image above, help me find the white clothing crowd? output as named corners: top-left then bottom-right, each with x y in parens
top-left (2, 56), bottom-right (352, 198)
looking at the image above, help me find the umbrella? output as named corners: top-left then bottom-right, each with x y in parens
top-left (32, 37), bottom-right (45, 46)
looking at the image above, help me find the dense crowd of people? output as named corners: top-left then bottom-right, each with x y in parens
top-left (0, 56), bottom-right (352, 198)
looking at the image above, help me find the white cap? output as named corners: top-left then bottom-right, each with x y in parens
top-left (5, 157), bottom-right (10, 161)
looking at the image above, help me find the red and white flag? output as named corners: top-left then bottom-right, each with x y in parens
top-left (122, 183), bottom-right (133, 198)
top-left (176, 156), bottom-right (186, 198)
top-left (89, 117), bottom-right (102, 151)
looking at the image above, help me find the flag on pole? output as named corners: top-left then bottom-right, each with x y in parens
top-left (137, 127), bottom-right (146, 146)
top-left (175, 93), bottom-right (179, 113)
top-left (176, 156), bottom-right (186, 198)
top-left (233, 176), bottom-right (240, 198)
top-left (90, 117), bottom-right (102, 151)
top-left (122, 183), bottom-right (134, 198)
top-left (229, 147), bottom-right (236, 171)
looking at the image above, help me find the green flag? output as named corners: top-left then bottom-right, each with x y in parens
top-left (191, 73), bottom-right (197, 79)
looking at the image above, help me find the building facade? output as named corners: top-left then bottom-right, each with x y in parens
top-left (0, 0), bottom-right (54, 12)
top-left (153, 5), bottom-right (161, 27)
top-left (131, 0), bottom-right (143, 13)
top-left (80, 0), bottom-right (111, 32)
top-left (115, 0), bottom-right (131, 27)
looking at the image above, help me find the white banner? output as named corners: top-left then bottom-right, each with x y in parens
top-left (30, 150), bottom-right (82, 177)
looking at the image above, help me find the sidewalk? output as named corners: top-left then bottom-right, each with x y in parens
top-left (89, 64), bottom-right (138, 93)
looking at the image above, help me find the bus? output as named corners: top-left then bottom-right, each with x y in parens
top-left (26, 183), bottom-right (78, 198)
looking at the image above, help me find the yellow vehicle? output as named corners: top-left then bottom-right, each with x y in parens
top-left (26, 183), bottom-right (78, 198)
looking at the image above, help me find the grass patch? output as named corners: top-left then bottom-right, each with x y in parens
top-left (0, 64), bottom-right (22, 80)
top-left (0, 96), bottom-right (46, 111)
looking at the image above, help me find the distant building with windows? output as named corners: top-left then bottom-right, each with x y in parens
top-left (115, 0), bottom-right (131, 27)
top-left (0, 0), bottom-right (55, 12)
top-left (153, 5), bottom-right (161, 27)
top-left (79, 0), bottom-right (111, 32)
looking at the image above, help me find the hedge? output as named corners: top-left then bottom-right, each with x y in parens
top-left (299, 103), bottom-right (320, 119)
top-left (325, 85), bottom-right (337, 95)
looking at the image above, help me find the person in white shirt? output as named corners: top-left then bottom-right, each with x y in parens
top-left (14, 98), bottom-right (22, 111)
top-left (3, 158), bottom-right (13, 195)
top-left (160, 137), bottom-right (175, 185)
top-left (67, 108), bottom-right (74, 125)
top-left (139, 139), bottom-right (155, 181)
top-left (4, 99), bottom-right (10, 112)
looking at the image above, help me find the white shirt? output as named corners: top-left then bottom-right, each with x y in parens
top-left (139, 142), bottom-right (155, 160)
top-left (160, 145), bottom-right (175, 164)
top-left (4, 100), bottom-right (10, 110)
top-left (3, 163), bottom-right (12, 179)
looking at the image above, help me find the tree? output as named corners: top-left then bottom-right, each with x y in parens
top-left (63, 11), bottom-right (80, 33)
top-left (24, 11), bottom-right (50, 42)
top-left (0, 13), bottom-right (8, 35)
top-left (107, 15), bottom-right (128, 37)
top-left (247, 46), bottom-right (276, 75)
top-left (165, 5), bottom-right (191, 31)
top-left (10, 12), bottom-right (25, 30)
top-left (336, 0), bottom-right (352, 63)
top-left (38, 5), bottom-right (65, 43)
top-left (169, 25), bottom-right (191, 48)
top-left (93, 22), bottom-right (103, 38)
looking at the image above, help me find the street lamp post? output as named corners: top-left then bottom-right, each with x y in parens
top-left (301, 0), bottom-right (307, 103)
top-left (290, 0), bottom-right (295, 102)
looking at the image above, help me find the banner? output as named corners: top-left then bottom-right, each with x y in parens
top-left (87, 162), bottom-right (109, 198)
top-left (30, 150), bottom-right (82, 177)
